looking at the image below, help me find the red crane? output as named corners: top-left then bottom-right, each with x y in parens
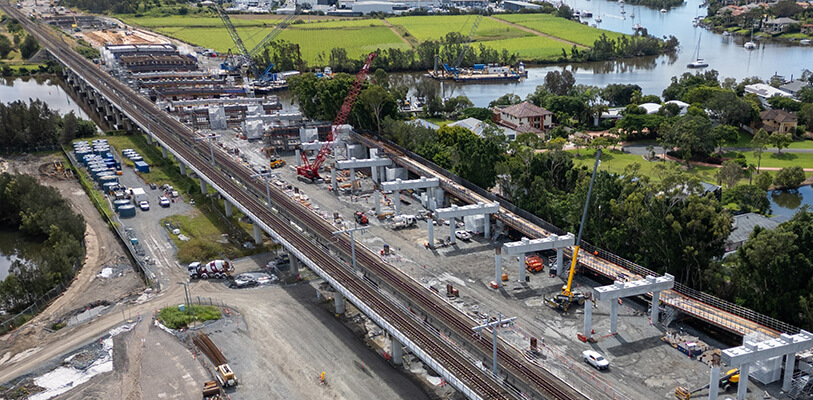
top-left (297, 52), bottom-right (377, 181)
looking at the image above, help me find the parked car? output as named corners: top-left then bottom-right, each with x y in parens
top-left (159, 196), bottom-right (170, 207)
top-left (582, 350), bottom-right (609, 370)
top-left (149, 182), bottom-right (157, 190)
top-left (139, 201), bottom-right (150, 211)
top-left (455, 230), bottom-right (472, 241)
top-left (231, 274), bottom-right (258, 288)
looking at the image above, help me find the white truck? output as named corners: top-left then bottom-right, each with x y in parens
top-left (188, 260), bottom-right (234, 279)
top-left (392, 215), bottom-right (416, 229)
top-left (131, 187), bottom-right (147, 204)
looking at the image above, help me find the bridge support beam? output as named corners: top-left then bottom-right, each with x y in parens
top-left (295, 149), bottom-right (301, 167)
top-left (784, 352), bottom-right (796, 392)
top-left (557, 248), bottom-right (564, 277)
top-left (200, 180), bottom-right (208, 194)
top-left (162, 146), bottom-right (168, 159)
top-left (483, 214), bottom-right (490, 241)
top-left (391, 337), bottom-right (403, 365)
top-left (708, 365), bottom-right (720, 400)
top-left (179, 162), bottom-right (187, 176)
top-left (737, 364), bottom-right (750, 400)
top-left (427, 219), bottom-right (434, 247)
top-left (374, 190), bottom-right (381, 216)
top-left (610, 300), bottom-right (619, 334)
top-left (651, 290), bottom-right (661, 325)
top-left (584, 298), bottom-right (593, 339)
top-left (289, 252), bottom-right (299, 277)
top-left (518, 252), bottom-right (526, 283)
top-left (334, 291), bottom-right (346, 315)
top-left (224, 199), bottom-right (233, 217)
top-left (494, 250), bottom-right (502, 287)
top-left (253, 222), bottom-right (263, 245)
top-left (349, 168), bottom-right (355, 190)
top-left (449, 219), bottom-right (456, 245)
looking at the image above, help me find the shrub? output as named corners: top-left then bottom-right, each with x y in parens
top-left (158, 305), bottom-right (221, 329)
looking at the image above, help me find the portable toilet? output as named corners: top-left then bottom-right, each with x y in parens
top-left (118, 205), bottom-right (136, 218)
top-left (134, 161), bottom-right (150, 173)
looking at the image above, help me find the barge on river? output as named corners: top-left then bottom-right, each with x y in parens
top-left (428, 62), bottom-right (528, 82)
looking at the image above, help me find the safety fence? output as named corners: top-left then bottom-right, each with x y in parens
top-left (0, 281), bottom-right (69, 334)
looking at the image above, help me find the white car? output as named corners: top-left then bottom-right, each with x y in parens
top-left (159, 196), bottom-right (170, 207)
top-left (582, 350), bottom-right (609, 370)
top-left (139, 201), bottom-right (150, 211)
top-left (455, 230), bottom-right (472, 241)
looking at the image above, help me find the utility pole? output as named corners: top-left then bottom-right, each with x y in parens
top-left (250, 171), bottom-right (276, 207)
top-left (472, 312), bottom-right (516, 377)
top-left (332, 223), bottom-right (368, 272)
top-left (194, 132), bottom-right (221, 166)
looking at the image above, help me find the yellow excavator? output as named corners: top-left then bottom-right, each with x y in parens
top-left (545, 149), bottom-right (602, 312)
top-left (269, 155), bottom-right (285, 169)
top-left (675, 369), bottom-right (740, 399)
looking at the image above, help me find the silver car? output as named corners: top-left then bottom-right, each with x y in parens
top-left (582, 350), bottom-right (609, 370)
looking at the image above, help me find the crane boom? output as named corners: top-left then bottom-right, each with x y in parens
top-left (215, 3), bottom-right (260, 78)
top-left (563, 148), bottom-right (601, 297)
top-left (296, 53), bottom-right (377, 181)
top-left (451, 14), bottom-right (482, 75)
top-left (249, 13), bottom-right (297, 56)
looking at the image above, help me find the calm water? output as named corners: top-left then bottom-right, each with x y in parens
top-left (386, 0), bottom-right (813, 107)
top-left (0, 77), bottom-right (90, 119)
top-left (769, 185), bottom-right (813, 219)
top-left (0, 230), bottom-right (43, 281)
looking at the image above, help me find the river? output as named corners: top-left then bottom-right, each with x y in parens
top-left (0, 77), bottom-right (90, 281)
top-left (770, 185), bottom-right (813, 219)
top-left (382, 0), bottom-right (813, 107)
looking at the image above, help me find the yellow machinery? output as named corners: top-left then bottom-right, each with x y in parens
top-left (72, 15), bottom-right (80, 32)
top-left (545, 149), bottom-right (602, 312)
top-left (675, 369), bottom-right (739, 399)
top-left (269, 155), bottom-right (285, 169)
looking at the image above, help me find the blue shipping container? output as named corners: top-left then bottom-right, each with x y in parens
top-left (134, 161), bottom-right (150, 173)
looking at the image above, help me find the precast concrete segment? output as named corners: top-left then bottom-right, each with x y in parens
top-left (722, 330), bottom-right (813, 395)
top-left (12, 8), bottom-right (586, 398)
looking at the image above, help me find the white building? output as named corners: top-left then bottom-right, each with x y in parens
top-left (744, 83), bottom-right (792, 106)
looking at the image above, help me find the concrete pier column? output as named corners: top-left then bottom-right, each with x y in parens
top-left (350, 168), bottom-right (355, 189)
top-left (334, 291), bottom-right (346, 315)
top-left (295, 149), bottom-right (301, 167)
top-left (162, 146), bottom-right (168, 158)
top-left (253, 223), bottom-right (263, 245)
top-left (783, 352), bottom-right (796, 392)
top-left (224, 199), bottom-right (233, 217)
top-left (428, 187), bottom-right (436, 211)
top-left (395, 190), bottom-right (401, 215)
top-left (737, 363), bottom-right (750, 400)
top-left (146, 133), bottom-right (154, 144)
top-left (114, 111), bottom-right (122, 128)
top-left (449, 219), bottom-right (456, 244)
top-left (391, 338), bottom-right (403, 365)
top-left (651, 290), bottom-right (661, 325)
top-left (494, 249), bottom-right (502, 286)
top-left (371, 161), bottom-right (379, 183)
top-left (518, 252), bottom-right (526, 283)
top-left (290, 253), bottom-right (299, 276)
top-left (179, 162), bottom-right (187, 176)
top-left (331, 166), bottom-right (338, 192)
top-left (374, 190), bottom-right (381, 215)
top-left (427, 219), bottom-right (434, 247)
top-left (200, 180), bottom-right (208, 194)
top-left (708, 365), bottom-right (720, 400)
top-left (584, 299), bottom-right (593, 339)
top-left (557, 248), bottom-right (565, 278)
top-left (483, 214), bottom-right (490, 241)
top-left (610, 299), bottom-right (619, 334)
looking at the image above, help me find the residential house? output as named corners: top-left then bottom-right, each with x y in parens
top-left (407, 118), bottom-right (439, 131)
top-left (492, 101), bottom-right (553, 135)
top-left (762, 17), bottom-right (798, 34)
top-left (779, 80), bottom-right (811, 98)
top-left (726, 213), bottom-right (779, 252)
top-left (802, 24), bottom-right (813, 34)
top-left (760, 109), bottom-right (798, 134)
top-left (744, 83), bottom-right (792, 106)
top-left (449, 117), bottom-right (518, 140)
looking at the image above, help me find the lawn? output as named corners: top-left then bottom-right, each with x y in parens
top-left (486, 36), bottom-right (568, 61)
top-left (387, 15), bottom-right (531, 42)
top-left (741, 151), bottom-right (813, 169)
top-left (159, 305), bottom-right (220, 329)
top-left (569, 148), bottom-right (649, 175)
top-left (495, 14), bottom-right (625, 47)
top-left (161, 25), bottom-right (410, 64)
top-left (119, 15), bottom-right (272, 28)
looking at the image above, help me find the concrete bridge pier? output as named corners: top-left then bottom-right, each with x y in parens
top-left (374, 190), bottom-right (381, 215)
top-left (162, 146), bottom-right (168, 159)
top-left (253, 222), bottom-right (263, 245)
top-left (391, 337), bottom-right (403, 365)
top-left (179, 162), bottom-right (187, 176)
top-left (114, 110), bottom-right (123, 129)
top-left (287, 251), bottom-right (300, 277)
top-left (200, 180), bottom-right (208, 194)
top-left (427, 218), bottom-right (434, 247)
top-left (224, 199), bottom-right (233, 217)
top-left (557, 248), bottom-right (565, 278)
top-left (331, 165), bottom-right (338, 192)
top-left (334, 291), bottom-right (346, 315)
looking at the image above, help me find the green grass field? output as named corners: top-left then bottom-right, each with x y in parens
top-left (486, 36), bottom-right (568, 60)
top-left (495, 14), bottom-right (624, 47)
top-left (386, 15), bottom-right (530, 42)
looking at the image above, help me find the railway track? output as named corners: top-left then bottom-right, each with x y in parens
top-left (6, 7), bottom-right (588, 400)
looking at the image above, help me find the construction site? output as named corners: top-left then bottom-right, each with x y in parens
top-left (1, 0), bottom-right (812, 399)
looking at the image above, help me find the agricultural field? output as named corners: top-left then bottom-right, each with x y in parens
top-left (485, 36), bottom-right (568, 60)
top-left (118, 15), bottom-right (272, 27)
top-left (385, 15), bottom-right (530, 42)
top-left (496, 14), bottom-right (624, 47)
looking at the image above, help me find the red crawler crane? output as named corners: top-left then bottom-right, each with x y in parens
top-left (296, 52), bottom-right (377, 181)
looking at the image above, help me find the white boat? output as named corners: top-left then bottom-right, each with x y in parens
top-left (595, 15), bottom-right (602, 22)
top-left (620, 8), bottom-right (626, 14)
top-left (687, 59), bottom-right (709, 68)
top-left (632, 24), bottom-right (644, 31)
top-left (581, 9), bottom-right (592, 17)
top-left (630, 11), bottom-right (634, 18)
top-left (801, 39), bottom-right (812, 45)
top-left (723, 31), bottom-right (731, 36)
top-left (660, 8), bottom-right (667, 13)
top-left (687, 33), bottom-right (708, 68)
top-left (744, 27), bottom-right (756, 49)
